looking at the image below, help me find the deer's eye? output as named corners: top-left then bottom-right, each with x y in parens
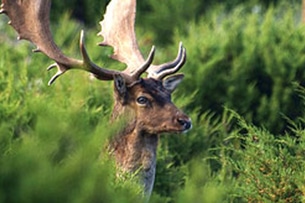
top-left (136, 96), bottom-right (149, 105)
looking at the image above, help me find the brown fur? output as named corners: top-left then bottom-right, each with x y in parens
top-left (109, 78), bottom-right (191, 198)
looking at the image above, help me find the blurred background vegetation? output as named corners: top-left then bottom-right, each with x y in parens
top-left (1, 0), bottom-right (305, 202)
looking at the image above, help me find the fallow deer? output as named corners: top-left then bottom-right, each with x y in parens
top-left (0, 0), bottom-right (192, 199)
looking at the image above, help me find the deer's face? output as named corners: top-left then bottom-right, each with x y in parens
top-left (114, 74), bottom-right (192, 134)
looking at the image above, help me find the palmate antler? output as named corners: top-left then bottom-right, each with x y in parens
top-left (99, 0), bottom-right (187, 80)
top-left (0, 0), bottom-right (186, 85)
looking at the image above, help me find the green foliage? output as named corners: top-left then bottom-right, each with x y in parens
top-left (50, 0), bottom-right (301, 44)
top-left (178, 2), bottom-right (305, 134)
top-left (1, 1), bottom-right (305, 203)
top-left (169, 109), bottom-right (305, 202)
top-left (51, 0), bottom-right (108, 27)
top-left (228, 114), bottom-right (305, 202)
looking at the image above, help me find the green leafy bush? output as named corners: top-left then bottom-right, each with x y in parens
top-left (177, 3), bottom-right (305, 134)
top-left (50, 0), bottom-right (301, 44)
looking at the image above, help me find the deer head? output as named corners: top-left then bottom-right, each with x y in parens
top-left (1, 0), bottom-right (192, 198)
top-left (113, 74), bottom-right (191, 135)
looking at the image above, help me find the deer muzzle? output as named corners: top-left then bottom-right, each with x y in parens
top-left (176, 113), bottom-right (192, 133)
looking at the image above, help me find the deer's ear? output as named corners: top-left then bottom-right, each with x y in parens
top-left (114, 74), bottom-right (128, 104)
top-left (162, 74), bottom-right (184, 93)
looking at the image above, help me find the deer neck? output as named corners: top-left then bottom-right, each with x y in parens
top-left (111, 124), bottom-right (159, 170)
top-left (110, 105), bottom-right (159, 197)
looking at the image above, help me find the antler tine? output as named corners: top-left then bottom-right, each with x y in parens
top-left (147, 42), bottom-right (187, 80)
top-left (1, 0), bottom-right (119, 85)
top-left (46, 30), bottom-right (119, 85)
top-left (126, 46), bottom-right (155, 79)
top-left (78, 30), bottom-right (122, 82)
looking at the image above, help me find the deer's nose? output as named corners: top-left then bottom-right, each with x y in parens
top-left (177, 117), bottom-right (192, 131)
